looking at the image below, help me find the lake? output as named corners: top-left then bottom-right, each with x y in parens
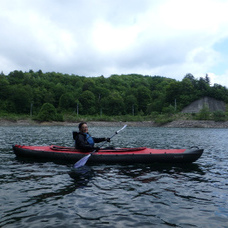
top-left (0, 125), bottom-right (228, 227)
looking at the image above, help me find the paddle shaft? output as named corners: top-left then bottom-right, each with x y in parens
top-left (90, 124), bottom-right (127, 155)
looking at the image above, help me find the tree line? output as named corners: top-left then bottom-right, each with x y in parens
top-left (0, 70), bottom-right (228, 119)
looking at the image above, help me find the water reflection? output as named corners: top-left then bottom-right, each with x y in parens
top-left (15, 156), bottom-right (95, 189)
top-left (69, 166), bottom-right (94, 188)
top-left (109, 163), bottom-right (205, 182)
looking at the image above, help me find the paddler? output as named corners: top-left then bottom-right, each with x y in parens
top-left (73, 122), bottom-right (110, 152)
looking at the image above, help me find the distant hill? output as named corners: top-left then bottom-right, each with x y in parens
top-left (181, 97), bottom-right (226, 113)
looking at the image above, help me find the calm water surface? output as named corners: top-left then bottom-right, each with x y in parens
top-left (0, 126), bottom-right (228, 227)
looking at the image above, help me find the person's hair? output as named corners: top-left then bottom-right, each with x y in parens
top-left (78, 122), bottom-right (87, 130)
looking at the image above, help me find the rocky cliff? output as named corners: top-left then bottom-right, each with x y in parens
top-left (181, 96), bottom-right (226, 113)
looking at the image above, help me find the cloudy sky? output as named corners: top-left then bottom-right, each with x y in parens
top-left (1, 0), bottom-right (228, 87)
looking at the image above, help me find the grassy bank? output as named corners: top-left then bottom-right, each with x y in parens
top-left (0, 111), bottom-right (228, 124)
top-left (1, 113), bottom-right (228, 128)
top-left (0, 112), bottom-right (182, 123)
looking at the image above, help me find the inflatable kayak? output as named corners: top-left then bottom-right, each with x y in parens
top-left (13, 145), bottom-right (203, 164)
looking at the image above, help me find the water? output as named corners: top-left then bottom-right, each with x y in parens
top-left (0, 125), bottom-right (228, 227)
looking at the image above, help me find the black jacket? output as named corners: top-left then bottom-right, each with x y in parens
top-left (73, 131), bottom-right (106, 152)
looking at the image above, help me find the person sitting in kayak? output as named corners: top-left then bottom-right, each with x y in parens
top-left (73, 122), bottom-right (110, 152)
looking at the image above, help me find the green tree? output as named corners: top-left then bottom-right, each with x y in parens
top-left (162, 104), bottom-right (176, 114)
top-left (184, 73), bottom-right (196, 86)
top-left (148, 90), bottom-right (166, 113)
top-left (196, 104), bottom-right (210, 120)
top-left (197, 77), bottom-right (210, 96)
top-left (52, 83), bottom-right (66, 107)
top-left (37, 103), bottom-right (63, 121)
top-left (136, 86), bottom-right (151, 114)
top-left (8, 84), bottom-right (33, 113)
top-left (165, 81), bottom-right (181, 106)
top-left (205, 74), bottom-right (210, 85)
top-left (59, 93), bottom-right (77, 111)
top-left (43, 91), bottom-right (55, 104)
top-left (101, 91), bottom-right (125, 115)
top-left (79, 90), bottom-right (96, 115)
top-left (82, 78), bottom-right (96, 91)
top-left (8, 70), bottom-right (24, 84)
top-left (0, 74), bottom-right (10, 100)
top-left (124, 94), bottom-right (138, 115)
top-left (213, 110), bottom-right (226, 122)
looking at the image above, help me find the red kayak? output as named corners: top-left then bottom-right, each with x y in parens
top-left (13, 145), bottom-right (203, 164)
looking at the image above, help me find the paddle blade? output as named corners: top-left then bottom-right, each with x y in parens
top-left (74, 154), bottom-right (91, 169)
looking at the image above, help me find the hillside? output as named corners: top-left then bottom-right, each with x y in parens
top-left (181, 97), bottom-right (226, 113)
top-left (1, 71), bottom-right (228, 120)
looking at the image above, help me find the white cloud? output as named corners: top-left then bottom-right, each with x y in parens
top-left (209, 71), bottom-right (228, 87)
top-left (1, 0), bottom-right (228, 87)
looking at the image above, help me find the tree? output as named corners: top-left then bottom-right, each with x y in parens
top-left (147, 91), bottom-right (166, 113)
top-left (79, 90), bottom-right (96, 115)
top-left (205, 74), bottom-right (210, 85)
top-left (51, 83), bottom-right (66, 107)
top-left (136, 86), bottom-right (151, 113)
top-left (165, 81), bottom-right (181, 105)
top-left (124, 95), bottom-right (138, 115)
top-left (82, 78), bottom-right (96, 91)
top-left (59, 93), bottom-right (77, 111)
top-left (197, 77), bottom-right (210, 94)
top-left (8, 70), bottom-right (24, 84)
top-left (0, 75), bottom-right (10, 100)
top-left (37, 103), bottom-right (63, 121)
top-left (213, 110), bottom-right (226, 122)
top-left (196, 104), bottom-right (210, 120)
top-left (184, 73), bottom-right (195, 84)
top-left (8, 84), bottom-right (33, 113)
top-left (101, 91), bottom-right (125, 115)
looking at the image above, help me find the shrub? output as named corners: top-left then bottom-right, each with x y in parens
top-left (213, 110), bottom-right (226, 122)
top-left (36, 103), bottom-right (63, 121)
top-left (196, 104), bottom-right (210, 120)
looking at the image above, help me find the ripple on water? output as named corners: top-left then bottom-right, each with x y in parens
top-left (1, 126), bottom-right (228, 227)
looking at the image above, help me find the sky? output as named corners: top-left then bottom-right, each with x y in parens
top-left (1, 0), bottom-right (228, 87)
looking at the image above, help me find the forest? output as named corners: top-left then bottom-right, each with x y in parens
top-left (0, 70), bottom-right (228, 121)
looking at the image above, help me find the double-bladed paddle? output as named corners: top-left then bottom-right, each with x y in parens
top-left (73, 125), bottom-right (127, 168)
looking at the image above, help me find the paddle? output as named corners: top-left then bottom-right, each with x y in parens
top-left (73, 125), bottom-right (127, 168)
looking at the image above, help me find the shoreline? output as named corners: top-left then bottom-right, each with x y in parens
top-left (1, 119), bottom-right (228, 128)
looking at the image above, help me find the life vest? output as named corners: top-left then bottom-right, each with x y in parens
top-left (73, 131), bottom-right (94, 147)
top-left (85, 133), bottom-right (94, 146)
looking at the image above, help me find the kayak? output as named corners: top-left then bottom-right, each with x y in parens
top-left (13, 145), bottom-right (203, 164)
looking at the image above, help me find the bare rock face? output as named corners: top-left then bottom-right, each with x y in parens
top-left (181, 97), bottom-right (226, 113)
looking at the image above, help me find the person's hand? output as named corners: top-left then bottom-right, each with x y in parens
top-left (106, 138), bottom-right (111, 142)
top-left (95, 147), bottom-right (100, 152)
